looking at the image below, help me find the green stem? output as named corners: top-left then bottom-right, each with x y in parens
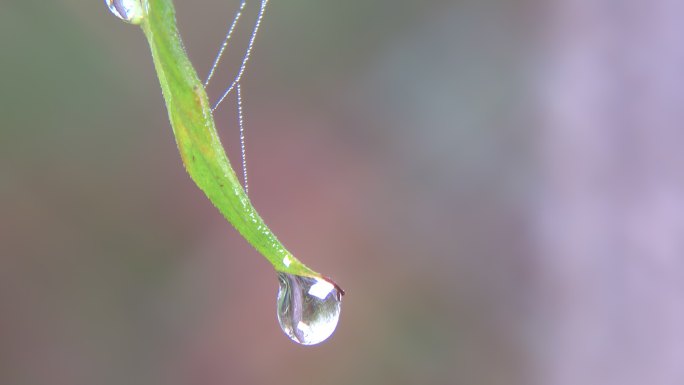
top-left (139, 0), bottom-right (318, 277)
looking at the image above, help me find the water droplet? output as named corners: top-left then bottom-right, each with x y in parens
top-left (105, 0), bottom-right (144, 24)
top-left (276, 273), bottom-right (343, 345)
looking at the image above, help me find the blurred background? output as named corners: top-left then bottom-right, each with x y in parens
top-left (2, 0), bottom-right (683, 384)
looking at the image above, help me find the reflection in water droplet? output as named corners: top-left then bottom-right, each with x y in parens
top-left (277, 273), bottom-right (343, 345)
top-left (105, 0), bottom-right (144, 25)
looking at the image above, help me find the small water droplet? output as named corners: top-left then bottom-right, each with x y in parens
top-left (105, 0), bottom-right (144, 24)
top-left (277, 273), bottom-right (343, 345)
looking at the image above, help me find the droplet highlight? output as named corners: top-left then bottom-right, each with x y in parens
top-left (277, 273), bottom-right (343, 345)
top-left (105, 0), bottom-right (145, 24)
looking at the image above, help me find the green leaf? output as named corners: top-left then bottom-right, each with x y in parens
top-left (139, 0), bottom-right (318, 277)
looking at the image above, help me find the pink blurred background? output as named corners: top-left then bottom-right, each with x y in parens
top-left (1, 0), bottom-right (683, 384)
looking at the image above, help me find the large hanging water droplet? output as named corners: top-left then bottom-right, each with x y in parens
top-left (105, 0), bottom-right (145, 25)
top-left (276, 273), bottom-right (343, 345)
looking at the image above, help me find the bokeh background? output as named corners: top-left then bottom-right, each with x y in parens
top-left (2, 0), bottom-right (683, 384)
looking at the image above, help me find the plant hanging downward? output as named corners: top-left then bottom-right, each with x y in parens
top-left (105, 0), bottom-right (343, 346)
